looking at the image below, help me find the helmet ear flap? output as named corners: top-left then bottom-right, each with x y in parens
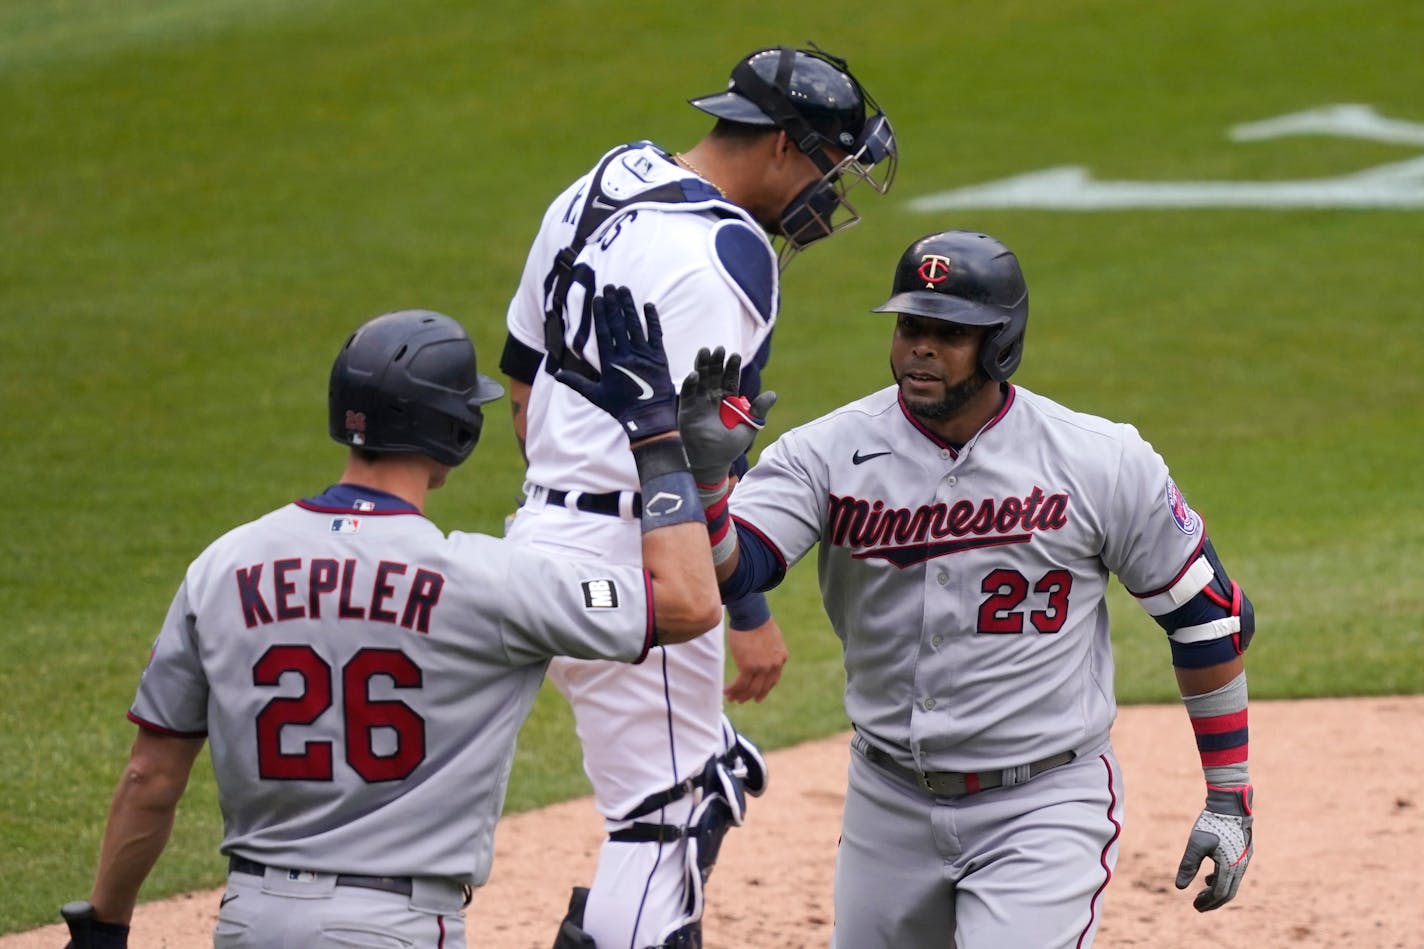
top-left (459, 406), bottom-right (486, 455)
top-left (980, 325), bottom-right (1024, 382)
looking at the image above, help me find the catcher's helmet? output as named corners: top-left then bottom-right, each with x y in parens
top-left (690, 45), bottom-right (897, 261)
top-left (872, 231), bottom-right (1029, 382)
top-left (328, 309), bottom-right (503, 467)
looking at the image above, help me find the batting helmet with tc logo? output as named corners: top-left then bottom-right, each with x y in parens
top-left (872, 230), bottom-right (1029, 381)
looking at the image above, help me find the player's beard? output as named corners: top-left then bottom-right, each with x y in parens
top-left (895, 364), bottom-right (992, 421)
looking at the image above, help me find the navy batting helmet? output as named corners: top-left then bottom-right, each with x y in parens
top-left (690, 45), bottom-right (897, 259)
top-left (872, 231), bottom-right (1029, 382)
top-left (328, 310), bottom-right (503, 467)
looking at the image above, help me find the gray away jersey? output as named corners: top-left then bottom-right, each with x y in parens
top-left (729, 384), bottom-right (1206, 772)
top-left (129, 499), bottom-right (652, 884)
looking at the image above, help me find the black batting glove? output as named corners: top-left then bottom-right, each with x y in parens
top-left (63, 920), bottom-right (130, 949)
top-left (556, 285), bottom-right (678, 440)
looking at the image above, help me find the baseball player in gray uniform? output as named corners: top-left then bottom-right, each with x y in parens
top-left (498, 45), bottom-right (896, 948)
top-left (61, 288), bottom-right (722, 949)
top-left (677, 230), bottom-right (1256, 948)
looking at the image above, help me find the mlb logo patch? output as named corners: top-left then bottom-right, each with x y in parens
top-left (581, 579), bottom-right (619, 609)
top-left (1165, 478), bottom-right (1200, 535)
top-left (330, 517), bottom-right (361, 534)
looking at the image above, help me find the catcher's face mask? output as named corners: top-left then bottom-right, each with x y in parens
top-left (695, 44), bottom-right (898, 269)
top-left (775, 111), bottom-right (897, 265)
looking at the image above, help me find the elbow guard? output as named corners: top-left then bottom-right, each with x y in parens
top-left (1138, 539), bottom-right (1255, 668)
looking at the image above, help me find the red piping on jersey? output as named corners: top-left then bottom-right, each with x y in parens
top-left (1077, 753), bottom-right (1121, 948)
top-left (895, 384), bottom-right (1016, 453)
top-left (127, 711), bottom-right (206, 739)
top-left (634, 570), bottom-right (654, 663)
top-left (1131, 533), bottom-right (1208, 599)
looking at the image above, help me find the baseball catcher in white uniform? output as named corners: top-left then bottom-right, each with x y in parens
top-left (677, 230), bottom-right (1257, 948)
top-left (498, 45), bottom-right (897, 948)
top-left (61, 288), bottom-right (723, 949)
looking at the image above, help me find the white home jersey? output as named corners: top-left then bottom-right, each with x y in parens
top-left (729, 384), bottom-right (1206, 772)
top-left (506, 142), bottom-right (778, 496)
top-left (128, 486), bottom-right (652, 885)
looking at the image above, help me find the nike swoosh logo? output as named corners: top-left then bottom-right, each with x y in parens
top-left (591, 196), bottom-right (617, 211)
top-left (612, 364), bottom-right (655, 400)
top-left (220, 893), bottom-right (239, 908)
top-left (852, 449), bottom-right (892, 465)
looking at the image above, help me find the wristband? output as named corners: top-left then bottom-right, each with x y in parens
top-left (726, 591), bottom-right (771, 631)
top-left (697, 476), bottom-right (734, 561)
top-left (1182, 671), bottom-right (1250, 788)
top-left (631, 436), bottom-right (692, 482)
top-left (638, 470), bottom-right (704, 533)
top-left (709, 526), bottom-right (738, 566)
top-left (696, 476), bottom-right (731, 508)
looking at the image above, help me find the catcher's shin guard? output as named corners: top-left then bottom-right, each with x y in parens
top-left (551, 886), bottom-right (597, 949)
top-left (720, 715), bottom-right (768, 797)
top-left (657, 920), bottom-right (703, 948)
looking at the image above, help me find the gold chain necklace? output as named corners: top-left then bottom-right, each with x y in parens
top-left (673, 152), bottom-right (726, 198)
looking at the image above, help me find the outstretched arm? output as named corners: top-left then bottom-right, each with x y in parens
top-left (555, 285), bottom-right (722, 642)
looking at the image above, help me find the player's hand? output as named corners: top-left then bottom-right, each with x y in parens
top-left (678, 347), bottom-right (776, 485)
top-left (1175, 785), bottom-right (1253, 911)
top-left (61, 920), bottom-right (131, 949)
top-left (555, 285), bottom-right (677, 440)
top-left (725, 615), bottom-right (788, 704)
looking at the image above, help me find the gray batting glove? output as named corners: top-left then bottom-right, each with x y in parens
top-left (677, 347), bottom-right (776, 485)
top-left (1175, 785), bottom-right (1253, 911)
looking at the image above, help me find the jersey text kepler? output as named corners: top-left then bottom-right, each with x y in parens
top-left (235, 558), bottom-right (444, 632)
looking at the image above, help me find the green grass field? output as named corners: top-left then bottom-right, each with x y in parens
top-left (4, 0), bottom-right (1423, 934)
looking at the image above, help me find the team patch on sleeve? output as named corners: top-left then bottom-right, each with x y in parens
top-left (581, 579), bottom-right (620, 609)
top-left (1165, 477), bottom-right (1200, 535)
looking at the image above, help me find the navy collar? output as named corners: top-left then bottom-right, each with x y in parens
top-left (296, 482), bottom-right (421, 515)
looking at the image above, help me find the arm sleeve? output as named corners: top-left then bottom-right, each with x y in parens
top-left (128, 577), bottom-right (210, 737)
top-left (1100, 425), bottom-right (1206, 593)
top-left (718, 523), bottom-right (787, 601)
top-left (492, 543), bottom-right (654, 666)
top-left (720, 427), bottom-right (826, 597)
top-left (500, 333), bottom-right (543, 384)
top-left (725, 589), bottom-right (772, 630)
top-left (1101, 426), bottom-right (1253, 666)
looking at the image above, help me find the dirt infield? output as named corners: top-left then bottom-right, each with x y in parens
top-left (8, 696), bottom-right (1420, 948)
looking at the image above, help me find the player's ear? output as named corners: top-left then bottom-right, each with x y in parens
top-left (771, 129), bottom-right (795, 162)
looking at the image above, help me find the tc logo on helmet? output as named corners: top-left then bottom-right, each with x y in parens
top-left (917, 254), bottom-right (953, 288)
top-left (344, 410), bottom-right (368, 445)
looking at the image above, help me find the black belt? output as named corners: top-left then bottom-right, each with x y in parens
top-left (534, 485), bottom-right (642, 518)
top-left (609, 821), bottom-right (686, 844)
top-left (228, 855), bottom-right (413, 897)
top-left (854, 736), bottom-right (1075, 796)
